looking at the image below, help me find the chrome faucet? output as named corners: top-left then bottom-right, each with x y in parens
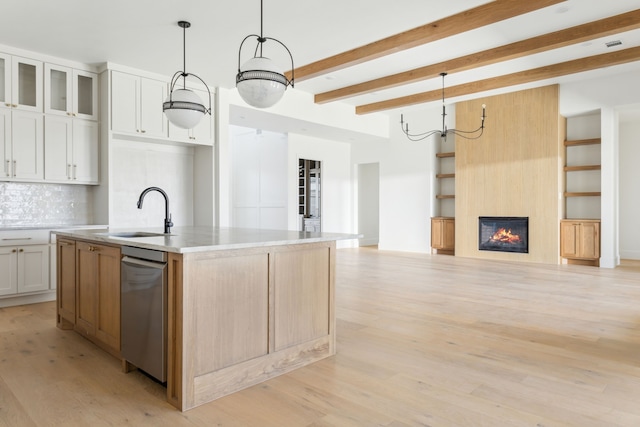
top-left (137, 187), bottom-right (174, 234)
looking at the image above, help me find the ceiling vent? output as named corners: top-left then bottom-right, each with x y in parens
top-left (605, 40), bottom-right (622, 48)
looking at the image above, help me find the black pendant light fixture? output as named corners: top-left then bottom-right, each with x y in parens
top-left (163, 21), bottom-right (212, 129)
top-left (236, 0), bottom-right (294, 108)
top-left (400, 73), bottom-right (486, 141)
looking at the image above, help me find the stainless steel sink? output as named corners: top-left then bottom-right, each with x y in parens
top-left (99, 231), bottom-right (170, 238)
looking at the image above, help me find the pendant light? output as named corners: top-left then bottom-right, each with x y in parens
top-left (236, 0), bottom-right (294, 108)
top-left (400, 73), bottom-right (486, 141)
top-left (163, 21), bottom-right (212, 129)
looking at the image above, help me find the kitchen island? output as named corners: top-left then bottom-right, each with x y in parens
top-left (53, 226), bottom-right (352, 411)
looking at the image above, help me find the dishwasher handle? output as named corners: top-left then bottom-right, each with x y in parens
top-left (122, 256), bottom-right (167, 270)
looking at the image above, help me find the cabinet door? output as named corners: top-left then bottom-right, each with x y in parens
top-left (443, 219), bottom-right (455, 250)
top-left (0, 53), bottom-right (11, 108)
top-left (431, 218), bottom-right (444, 249)
top-left (71, 120), bottom-right (99, 183)
top-left (140, 77), bottom-right (167, 138)
top-left (44, 115), bottom-right (73, 181)
top-left (580, 222), bottom-right (600, 259)
top-left (11, 56), bottom-right (42, 112)
top-left (0, 108), bottom-right (10, 180)
top-left (94, 244), bottom-right (121, 352)
top-left (44, 63), bottom-right (72, 116)
top-left (57, 239), bottom-right (76, 327)
top-left (11, 110), bottom-right (44, 180)
top-left (17, 244), bottom-right (49, 293)
top-left (560, 222), bottom-right (579, 258)
top-left (111, 71), bottom-right (139, 134)
top-left (0, 247), bottom-right (18, 296)
top-left (73, 70), bottom-right (98, 120)
top-left (76, 241), bottom-right (98, 336)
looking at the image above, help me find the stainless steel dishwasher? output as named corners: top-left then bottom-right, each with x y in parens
top-left (121, 246), bottom-right (168, 383)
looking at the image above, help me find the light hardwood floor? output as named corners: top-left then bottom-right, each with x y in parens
top-left (1, 248), bottom-right (640, 426)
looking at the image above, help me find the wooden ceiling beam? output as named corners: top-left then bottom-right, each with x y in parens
top-left (355, 46), bottom-right (640, 114)
top-left (316, 9), bottom-right (640, 104)
top-left (285, 0), bottom-right (567, 82)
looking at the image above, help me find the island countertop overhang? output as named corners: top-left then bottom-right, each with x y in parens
top-left (53, 226), bottom-right (357, 253)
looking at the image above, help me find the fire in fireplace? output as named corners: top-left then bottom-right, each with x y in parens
top-left (479, 217), bottom-right (528, 253)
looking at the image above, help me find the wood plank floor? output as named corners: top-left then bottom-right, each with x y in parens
top-left (1, 248), bottom-right (640, 426)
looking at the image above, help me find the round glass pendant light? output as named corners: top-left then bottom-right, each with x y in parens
top-left (236, 0), bottom-right (294, 108)
top-left (163, 21), bottom-right (212, 129)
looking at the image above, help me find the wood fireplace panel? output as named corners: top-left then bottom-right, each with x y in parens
top-left (454, 85), bottom-right (563, 264)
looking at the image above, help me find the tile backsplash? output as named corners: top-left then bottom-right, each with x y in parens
top-left (0, 182), bottom-right (94, 228)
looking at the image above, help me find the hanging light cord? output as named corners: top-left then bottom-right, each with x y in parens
top-left (400, 73), bottom-right (485, 142)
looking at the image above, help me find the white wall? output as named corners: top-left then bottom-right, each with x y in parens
top-left (352, 104), bottom-right (440, 253)
top-left (109, 139), bottom-right (194, 230)
top-left (619, 120), bottom-right (640, 260)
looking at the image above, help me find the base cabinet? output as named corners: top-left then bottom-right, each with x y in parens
top-left (560, 219), bottom-right (600, 266)
top-left (0, 244), bottom-right (49, 296)
top-left (73, 240), bottom-right (121, 356)
top-left (56, 238), bottom-right (76, 328)
top-left (431, 217), bottom-right (455, 255)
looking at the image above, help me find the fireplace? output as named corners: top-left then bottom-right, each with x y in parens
top-left (479, 217), bottom-right (528, 253)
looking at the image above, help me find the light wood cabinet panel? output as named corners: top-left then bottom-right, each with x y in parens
top-left (431, 217), bottom-right (455, 254)
top-left (274, 246), bottom-right (330, 351)
top-left (560, 219), bottom-right (600, 265)
top-left (75, 240), bottom-right (121, 355)
top-left (57, 238), bottom-right (76, 328)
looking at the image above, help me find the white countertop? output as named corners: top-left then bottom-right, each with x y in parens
top-left (52, 226), bottom-right (357, 253)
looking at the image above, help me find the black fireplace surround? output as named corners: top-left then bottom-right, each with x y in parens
top-left (478, 216), bottom-right (529, 254)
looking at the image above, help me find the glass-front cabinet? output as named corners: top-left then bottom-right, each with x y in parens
top-left (0, 54), bottom-right (43, 112)
top-left (45, 64), bottom-right (97, 120)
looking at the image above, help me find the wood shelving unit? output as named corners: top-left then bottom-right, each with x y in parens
top-left (563, 138), bottom-right (601, 199)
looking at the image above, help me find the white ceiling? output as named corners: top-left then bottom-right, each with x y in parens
top-left (2, 0), bottom-right (640, 128)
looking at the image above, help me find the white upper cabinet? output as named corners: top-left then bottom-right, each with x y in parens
top-left (2, 110), bottom-right (44, 181)
top-left (44, 64), bottom-right (98, 120)
top-left (111, 71), bottom-right (167, 138)
top-left (44, 115), bottom-right (98, 184)
top-left (0, 54), bottom-right (43, 112)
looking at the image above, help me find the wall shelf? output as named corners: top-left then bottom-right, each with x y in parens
top-left (564, 138), bottom-right (601, 147)
top-left (435, 173), bottom-right (455, 179)
top-left (564, 165), bottom-right (601, 172)
top-left (435, 152), bottom-right (455, 158)
top-left (564, 192), bottom-right (601, 197)
top-left (436, 195), bottom-right (455, 199)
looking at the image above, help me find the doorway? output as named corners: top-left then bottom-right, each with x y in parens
top-left (357, 163), bottom-right (380, 247)
top-left (299, 159), bottom-right (321, 232)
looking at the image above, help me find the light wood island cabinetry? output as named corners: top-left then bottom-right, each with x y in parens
top-left (73, 240), bottom-right (121, 357)
top-left (56, 238), bottom-right (76, 328)
top-left (55, 227), bottom-right (342, 411)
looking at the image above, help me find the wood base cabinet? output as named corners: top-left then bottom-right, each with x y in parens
top-left (56, 238), bottom-right (76, 328)
top-left (431, 217), bottom-right (455, 255)
top-left (560, 219), bottom-right (600, 266)
top-left (60, 240), bottom-right (121, 357)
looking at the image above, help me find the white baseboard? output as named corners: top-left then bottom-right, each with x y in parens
top-left (0, 291), bottom-right (56, 308)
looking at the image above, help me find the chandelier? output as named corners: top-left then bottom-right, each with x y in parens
top-left (236, 0), bottom-right (294, 108)
top-left (400, 73), bottom-right (486, 141)
top-left (163, 21), bottom-right (212, 129)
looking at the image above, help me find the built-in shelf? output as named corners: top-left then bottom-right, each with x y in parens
top-left (436, 152), bottom-right (455, 158)
top-left (564, 192), bottom-right (601, 197)
top-left (435, 173), bottom-right (455, 179)
top-left (564, 165), bottom-right (601, 172)
top-left (564, 138), bottom-right (601, 147)
top-left (436, 195), bottom-right (455, 199)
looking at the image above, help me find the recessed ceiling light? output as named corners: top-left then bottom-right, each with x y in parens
top-left (556, 6), bottom-right (569, 14)
top-left (605, 40), bottom-right (622, 48)
top-left (325, 75), bottom-right (336, 81)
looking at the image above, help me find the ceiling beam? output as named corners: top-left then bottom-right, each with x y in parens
top-left (316, 9), bottom-right (640, 104)
top-left (286, 0), bottom-right (567, 82)
top-left (355, 46), bottom-right (640, 114)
